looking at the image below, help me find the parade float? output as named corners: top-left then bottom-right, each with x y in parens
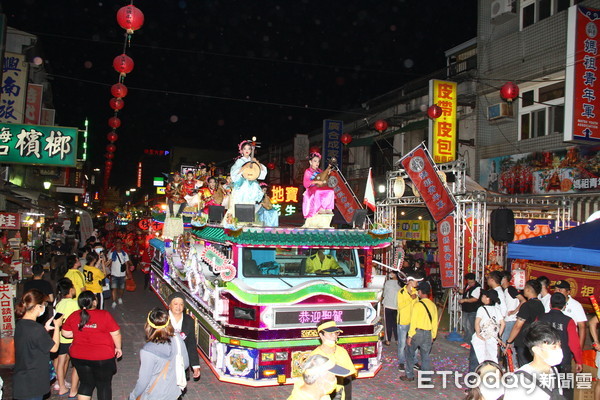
top-left (148, 226), bottom-right (391, 386)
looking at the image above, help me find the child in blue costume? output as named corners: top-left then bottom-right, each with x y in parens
top-left (228, 140), bottom-right (267, 218)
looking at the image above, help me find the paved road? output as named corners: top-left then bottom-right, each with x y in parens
top-left (2, 272), bottom-right (469, 399)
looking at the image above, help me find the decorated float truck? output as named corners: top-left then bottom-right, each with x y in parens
top-left (148, 226), bottom-right (391, 386)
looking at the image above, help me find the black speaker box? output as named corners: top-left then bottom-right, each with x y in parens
top-left (235, 204), bottom-right (255, 223)
top-left (490, 208), bottom-right (515, 242)
top-left (208, 205), bottom-right (225, 222)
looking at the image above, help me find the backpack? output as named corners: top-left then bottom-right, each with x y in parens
top-left (174, 336), bottom-right (187, 390)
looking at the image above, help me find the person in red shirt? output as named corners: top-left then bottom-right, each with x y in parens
top-left (62, 290), bottom-right (122, 400)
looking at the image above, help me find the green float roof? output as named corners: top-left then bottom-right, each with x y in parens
top-left (190, 226), bottom-right (391, 249)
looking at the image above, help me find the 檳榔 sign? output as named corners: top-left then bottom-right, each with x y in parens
top-left (0, 123), bottom-right (78, 167)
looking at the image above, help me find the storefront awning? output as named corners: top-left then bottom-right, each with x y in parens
top-left (348, 119), bottom-right (429, 148)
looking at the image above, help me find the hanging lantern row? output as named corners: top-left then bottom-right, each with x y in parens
top-left (340, 132), bottom-right (352, 145)
top-left (103, 3), bottom-right (144, 193)
top-left (374, 119), bottom-right (388, 133)
top-left (285, 156), bottom-right (296, 165)
top-left (500, 81), bottom-right (519, 102)
top-left (427, 104), bottom-right (443, 119)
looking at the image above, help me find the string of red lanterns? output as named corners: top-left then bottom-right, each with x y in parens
top-left (374, 119), bottom-right (388, 133)
top-left (500, 81), bottom-right (519, 102)
top-left (102, 4), bottom-right (144, 194)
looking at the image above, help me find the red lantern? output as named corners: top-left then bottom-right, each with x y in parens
top-left (106, 144), bottom-right (117, 153)
top-left (105, 152), bottom-right (115, 160)
top-left (107, 131), bottom-right (119, 143)
top-left (109, 98), bottom-right (124, 111)
top-left (111, 83), bottom-right (128, 98)
top-left (108, 116), bottom-right (121, 129)
top-left (500, 82), bottom-right (519, 102)
top-left (116, 5), bottom-right (145, 34)
top-left (105, 160), bottom-right (113, 168)
top-left (285, 156), bottom-right (295, 165)
top-left (374, 119), bottom-right (388, 133)
top-left (341, 133), bottom-right (352, 145)
top-left (309, 146), bottom-right (320, 154)
top-left (427, 105), bottom-right (443, 119)
top-left (113, 54), bottom-right (134, 75)
top-left (266, 162), bottom-right (276, 170)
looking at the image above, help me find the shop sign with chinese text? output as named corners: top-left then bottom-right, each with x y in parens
top-left (0, 284), bottom-right (15, 337)
top-left (396, 220), bottom-right (431, 241)
top-left (437, 213), bottom-right (456, 288)
top-left (428, 79), bottom-right (457, 163)
top-left (400, 144), bottom-right (456, 222)
top-left (323, 120), bottom-right (343, 170)
top-left (270, 184), bottom-right (300, 217)
top-left (0, 123), bottom-right (78, 167)
top-left (0, 213), bottom-right (20, 230)
top-left (0, 52), bottom-right (28, 124)
top-left (24, 84), bottom-right (43, 124)
top-left (565, 6), bottom-right (600, 142)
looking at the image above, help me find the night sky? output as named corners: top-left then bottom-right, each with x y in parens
top-left (2, 0), bottom-right (476, 188)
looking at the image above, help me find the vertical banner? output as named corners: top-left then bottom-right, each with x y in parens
top-left (323, 120), bottom-right (343, 170)
top-left (565, 6), bottom-right (600, 142)
top-left (428, 79), bottom-right (457, 163)
top-left (463, 216), bottom-right (475, 274)
top-left (0, 283), bottom-right (15, 337)
top-left (40, 108), bottom-right (55, 126)
top-left (400, 144), bottom-right (456, 222)
top-left (329, 170), bottom-right (361, 223)
top-left (24, 83), bottom-right (43, 124)
top-left (0, 212), bottom-right (20, 230)
top-left (437, 213), bottom-right (456, 288)
top-left (293, 134), bottom-right (309, 185)
top-left (0, 52), bottom-right (28, 124)
top-left (137, 161), bottom-right (143, 188)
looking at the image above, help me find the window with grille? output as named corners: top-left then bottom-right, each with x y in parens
top-left (520, 0), bottom-right (582, 29)
top-left (519, 81), bottom-right (565, 140)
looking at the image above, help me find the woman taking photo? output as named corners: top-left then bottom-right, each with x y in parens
top-left (54, 278), bottom-right (80, 397)
top-left (13, 289), bottom-right (62, 400)
top-left (302, 152), bottom-right (334, 219)
top-left (129, 308), bottom-right (189, 400)
top-left (62, 290), bottom-right (121, 400)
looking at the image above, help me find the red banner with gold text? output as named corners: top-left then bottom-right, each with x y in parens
top-left (525, 262), bottom-right (598, 311)
top-left (437, 213), bottom-right (456, 288)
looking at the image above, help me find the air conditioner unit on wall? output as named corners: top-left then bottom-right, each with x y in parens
top-left (487, 103), bottom-right (513, 121)
top-left (491, 0), bottom-right (516, 22)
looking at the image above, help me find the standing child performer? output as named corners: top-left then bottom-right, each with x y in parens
top-left (302, 152), bottom-right (335, 218)
top-left (228, 140), bottom-right (267, 217)
top-left (165, 172), bottom-right (186, 218)
top-left (257, 182), bottom-right (279, 227)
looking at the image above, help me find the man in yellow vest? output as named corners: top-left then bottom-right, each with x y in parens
top-left (396, 271), bottom-right (423, 371)
top-left (400, 280), bottom-right (438, 382)
top-left (310, 320), bottom-right (356, 399)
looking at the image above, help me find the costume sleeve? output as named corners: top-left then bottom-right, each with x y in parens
top-left (129, 349), bottom-right (155, 400)
top-left (567, 319), bottom-right (583, 364)
top-left (183, 315), bottom-right (200, 368)
top-left (230, 158), bottom-right (245, 183)
top-left (303, 168), bottom-right (315, 189)
top-left (258, 163), bottom-right (267, 180)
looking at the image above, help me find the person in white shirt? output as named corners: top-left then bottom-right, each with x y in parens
top-left (486, 271), bottom-right (507, 319)
top-left (471, 290), bottom-right (505, 364)
top-left (504, 321), bottom-right (565, 400)
top-left (536, 276), bottom-right (551, 313)
top-left (552, 280), bottom-right (587, 349)
top-left (108, 239), bottom-right (130, 309)
top-left (501, 271), bottom-right (525, 368)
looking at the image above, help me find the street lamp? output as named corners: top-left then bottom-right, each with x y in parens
top-left (43, 181), bottom-right (51, 190)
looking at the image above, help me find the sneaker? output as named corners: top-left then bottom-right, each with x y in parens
top-left (118, 298), bottom-right (123, 305)
top-left (112, 302), bottom-right (117, 309)
top-left (399, 375), bottom-right (414, 382)
top-left (398, 363), bottom-right (405, 371)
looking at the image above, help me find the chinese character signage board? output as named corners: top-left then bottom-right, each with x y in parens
top-left (400, 144), bottom-right (456, 222)
top-left (270, 184), bottom-right (300, 217)
top-left (565, 6), bottom-right (600, 142)
top-left (437, 213), bottom-right (456, 288)
top-left (1, 52), bottom-right (28, 124)
top-left (24, 84), bottom-right (43, 124)
top-left (0, 212), bottom-right (20, 230)
top-left (526, 262), bottom-right (598, 311)
top-left (0, 284), bottom-right (15, 337)
top-left (323, 120), bottom-right (343, 171)
top-left (40, 108), bottom-right (55, 126)
top-left (0, 123), bottom-right (78, 167)
top-left (428, 79), bottom-right (457, 163)
top-left (479, 145), bottom-right (600, 195)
